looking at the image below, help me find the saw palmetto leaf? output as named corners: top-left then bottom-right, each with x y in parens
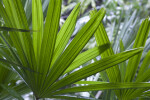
top-left (75, 81), bottom-right (108, 84)
top-left (0, 84), bottom-right (24, 100)
top-left (51, 3), bottom-right (80, 66)
top-left (51, 82), bottom-right (150, 95)
top-left (40, 7), bottom-right (106, 97)
top-left (90, 9), bottom-right (121, 83)
top-left (0, 81), bottom-right (31, 100)
top-left (136, 50), bottom-right (150, 80)
top-left (0, 58), bottom-right (39, 73)
top-left (118, 18), bottom-right (150, 99)
top-left (32, 0), bottom-right (43, 60)
top-left (119, 39), bottom-right (126, 82)
top-left (37, 0), bottom-right (62, 92)
top-left (0, 26), bottom-right (38, 32)
top-left (43, 48), bottom-right (143, 97)
top-left (64, 43), bottom-right (110, 74)
top-left (125, 18), bottom-right (150, 82)
top-left (50, 95), bottom-right (97, 100)
top-left (90, 9), bottom-right (121, 97)
top-left (0, 0), bottom-right (147, 99)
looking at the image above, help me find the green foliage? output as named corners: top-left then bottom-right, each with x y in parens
top-left (0, 0), bottom-right (149, 100)
top-left (88, 9), bottom-right (150, 100)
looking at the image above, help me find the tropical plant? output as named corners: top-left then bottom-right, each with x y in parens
top-left (0, 0), bottom-right (149, 100)
top-left (58, 0), bottom-right (150, 99)
top-left (0, 27), bottom-right (34, 100)
top-left (0, 10), bottom-right (31, 100)
top-left (76, 10), bottom-right (150, 100)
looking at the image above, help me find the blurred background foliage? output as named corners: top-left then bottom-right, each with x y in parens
top-left (61, 0), bottom-right (150, 51)
top-left (0, 0), bottom-right (150, 99)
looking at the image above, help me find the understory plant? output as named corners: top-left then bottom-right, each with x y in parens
top-left (71, 1), bottom-right (150, 99)
top-left (0, 0), bottom-right (150, 100)
top-left (80, 10), bottom-right (150, 100)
